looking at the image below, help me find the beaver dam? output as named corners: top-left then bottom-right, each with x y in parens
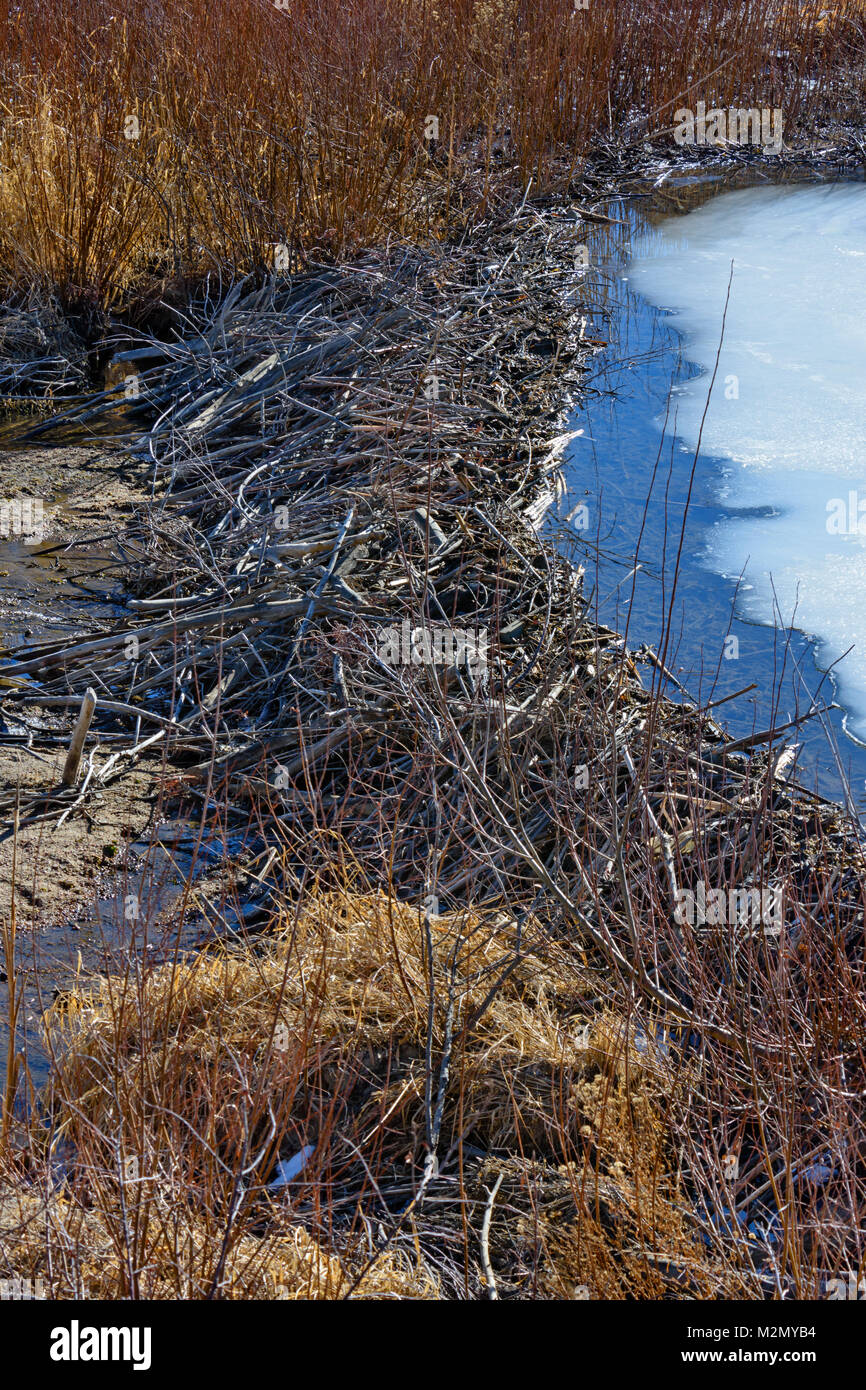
top-left (2, 0), bottom-right (866, 1311)
top-left (0, 182), bottom-right (862, 1302)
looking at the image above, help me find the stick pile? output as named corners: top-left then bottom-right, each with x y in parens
top-left (3, 203), bottom-right (599, 897)
top-left (3, 198), bottom-right (866, 1290)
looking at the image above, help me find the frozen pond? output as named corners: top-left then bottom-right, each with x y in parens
top-left (629, 181), bottom-right (866, 742)
top-left (555, 176), bottom-right (866, 807)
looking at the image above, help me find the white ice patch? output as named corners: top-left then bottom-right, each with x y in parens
top-left (270, 1145), bottom-right (315, 1189)
top-left (628, 183), bottom-right (866, 737)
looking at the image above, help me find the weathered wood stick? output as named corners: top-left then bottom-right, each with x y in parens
top-left (2, 595), bottom-right (334, 677)
top-left (14, 694), bottom-right (182, 729)
top-left (61, 688), bottom-right (97, 787)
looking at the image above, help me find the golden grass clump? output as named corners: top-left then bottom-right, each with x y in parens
top-left (0, 1179), bottom-right (437, 1300)
top-left (0, 890), bottom-right (721, 1298)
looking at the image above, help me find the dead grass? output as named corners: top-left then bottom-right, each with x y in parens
top-left (0, 0), bottom-right (862, 311)
top-left (0, 887), bottom-right (721, 1298)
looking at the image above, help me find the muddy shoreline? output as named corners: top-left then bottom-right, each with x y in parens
top-left (0, 442), bottom-right (169, 925)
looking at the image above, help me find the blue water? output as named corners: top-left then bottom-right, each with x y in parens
top-left (552, 177), bottom-right (866, 809)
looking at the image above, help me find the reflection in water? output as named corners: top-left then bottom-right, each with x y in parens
top-left (550, 175), bottom-right (866, 808)
top-left (630, 182), bottom-right (866, 742)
